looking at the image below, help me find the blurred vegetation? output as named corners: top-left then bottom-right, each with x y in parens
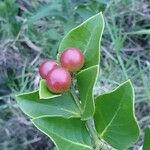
top-left (0, 0), bottom-right (149, 149)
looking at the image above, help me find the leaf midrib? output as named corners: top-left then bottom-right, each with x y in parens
top-left (83, 25), bottom-right (97, 55)
top-left (100, 93), bottom-right (125, 137)
top-left (35, 102), bottom-right (80, 116)
top-left (82, 67), bottom-right (97, 114)
top-left (19, 99), bottom-right (80, 117)
top-left (52, 131), bottom-right (92, 150)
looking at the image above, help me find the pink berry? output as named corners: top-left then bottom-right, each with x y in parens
top-left (46, 67), bottom-right (72, 93)
top-left (60, 48), bottom-right (84, 72)
top-left (39, 60), bottom-right (58, 79)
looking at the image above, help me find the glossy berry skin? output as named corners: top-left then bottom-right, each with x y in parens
top-left (39, 60), bottom-right (58, 79)
top-left (60, 48), bottom-right (84, 72)
top-left (46, 67), bottom-right (72, 93)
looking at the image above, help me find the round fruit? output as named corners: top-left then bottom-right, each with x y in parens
top-left (46, 67), bottom-right (72, 93)
top-left (60, 48), bottom-right (84, 72)
top-left (39, 60), bottom-right (58, 79)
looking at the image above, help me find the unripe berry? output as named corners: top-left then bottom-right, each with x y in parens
top-left (60, 48), bottom-right (84, 72)
top-left (39, 60), bottom-right (58, 79)
top-left (46, 67), bottom-right (72, 93)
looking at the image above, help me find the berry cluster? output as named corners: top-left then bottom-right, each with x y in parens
top-left (39, 48), bottom-right (84, 93)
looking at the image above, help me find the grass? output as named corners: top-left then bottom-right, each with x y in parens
top-left (0, 0), bottom-right (150, 149)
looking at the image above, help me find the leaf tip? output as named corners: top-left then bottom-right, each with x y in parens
top-left (15, 90), bottom-right (39, 100)
top-left (39, 79), bottom-right (45, 98)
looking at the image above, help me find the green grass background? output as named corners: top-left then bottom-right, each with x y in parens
top-left (0, 0), bottom-right (149, 149)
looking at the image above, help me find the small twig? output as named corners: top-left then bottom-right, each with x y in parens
top-left (23, 138), bottom-right (41, 145)
top-left (11, 19), bottom-right (27, 47)
top-left (86, 118), bottom-right (101, 150)
top-left (24, 36), bottom-right (42, 52)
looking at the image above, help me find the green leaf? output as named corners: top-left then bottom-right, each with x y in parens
top-left (58, 12), bottom-right (104, 69)
top-left (94, 80), bottom-right (140, 149)
top-left (16, 90), bottom-right (80, 119)
top-left (32, 116), bottom-right (93, 150)
top-left (77, 65), bottom-right (98, 120)
top-left (39, 79), bottom-right (61, 99)
top-left (143, 127), bottom-right (150, 150)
